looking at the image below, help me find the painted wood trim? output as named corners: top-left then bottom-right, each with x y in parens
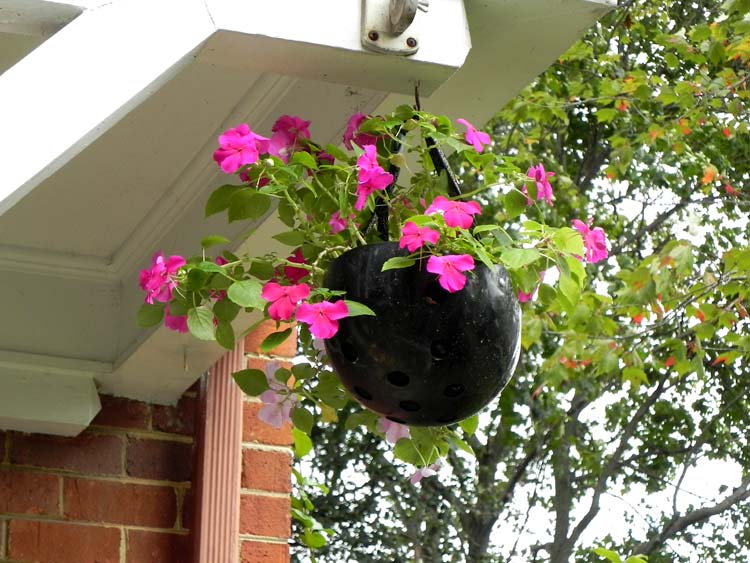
top-left (194, 341), bottom-right (245, 563)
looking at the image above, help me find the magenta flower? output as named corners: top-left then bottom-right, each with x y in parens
top-left (377, 417), bottom-right (411, 444)
top-left (456, 118), bottom-right (491, 153)
top-left (424, 196), bottom-right (481, 229)
top-left (283, 248), bottom-right (309, 283)
top-left (426, 255), bottom-right (475, 293)
top-left (526, 164), bottom-right (555, 206)
top-left (139, 252), bottom-right (186, 304)
top-left (317, 151), bottom-right (335, 166)
top-left (213, 124), bottom-right (269, 174)
top-left (355, 145), bottom-right (394, 211)
top-left (572, 219), bottom-right (609, 264)
top-left (296, 300), bottom-right (349, 339)
top-left (329, 211), bottom-right (355, 234)
top-left (268, 115), bottom-right (311, 163)
top-left (399, 221), bottom-right (440, 252)
top-left (261, 282), bottom-right (310, 321)
top-left (164, 306), bottom-right (188, 333)
top-left (343, 112), bottom-right (379, 150)
top-left (409, 461), bottom-right (441, 485)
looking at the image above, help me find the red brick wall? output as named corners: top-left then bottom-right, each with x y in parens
top-left (239, 326), bottom-right (295, 563)
top-left (0, 391), bottom-right (197, 563)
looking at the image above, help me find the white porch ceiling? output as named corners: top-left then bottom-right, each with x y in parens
top-left (0, 0), bottom-right (613, 435)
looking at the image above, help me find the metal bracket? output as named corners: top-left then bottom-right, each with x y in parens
top-left (362, 0), bottom-right (428, 56)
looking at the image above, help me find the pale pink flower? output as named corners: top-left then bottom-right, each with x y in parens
top-left (424, 196), bottom-right (481, 229)
top-left (456, 118), bottom-right (491, 153)
top-left (164, 306), bottom-right (188, 333)
top-left (377, 417), bottom-right (411, 444)
top-left (426, 255), bottom-right (475, 293)
top-left (572, 219), bottom-right (609, 264)
top-left (213, 124), bottom-right (269, 174)
top-left (139, 252), bottom-right (186, 304)
top-left (261, 282), bottom-right (310, 321)
top-left (296, 301), bottom-right (349, 339)
top-left (343, 112), bottom-right (379, 150)
top-left (399, 221), bottom-right (440, 252)
top-left (283, 248), bottom-right (309, 283)
top-left (409, 461), bottom-right (441, 485)
top-left (355, 145), bottom-right (394, 211)
top-left (525, 164), bottom-right (555, 206)
top-left (329, 211), bottom-right (355, 234)
top-left (258, 362), bottom-right (299, 428)
top-left (268, 115), bottom-right (311, 163)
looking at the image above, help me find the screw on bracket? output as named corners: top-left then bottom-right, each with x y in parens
top-left (406, 37), bottom-right (417, 48)
top-left (368, 30), bottom-right (380, 41)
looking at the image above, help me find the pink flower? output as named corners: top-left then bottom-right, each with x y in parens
top-left (424, 196), bottom-right (481, 229)
top-left (268, 115), bottom-right (311, 163)
top-left (283, 249), bottom-right (309, 283)
top-left (329, 211), bottom-right (355, 234)
top-left (296, 300), bottom-right (349, 339)
top-left (409, 461), bottom-right (441, 485)
top-left (164, 306), bottom-right (188, 333)
top-left (139, 252), bottom-right (186, 304)
top-left (377, 417), bottom-right (411, 444)
top-left (456, 118), bottom-right (491, 153)
top-left (213, 124), bottom-right (269, 174)
top-left (526, 164), bottom-right (555, 206)
top-left (261, 282), bottom-right (310, 321)
top-left (343, 112), bottom-right (379, 150)
top-left (399, 221), bottom-right (440, 252)
top-left (355, 145), bottom-right (394, 211)
top-left (572, 219), bottom-right (609, 264)
top-left (426, 255), bottom-right (475, 293)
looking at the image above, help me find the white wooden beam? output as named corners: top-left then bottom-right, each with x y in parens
top-left (0, 352), bottom-right (104, 436)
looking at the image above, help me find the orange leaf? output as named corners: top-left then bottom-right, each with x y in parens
top-left (701, 165), bottom-right (718, 185)
top-left (665, 356), bottom-right (676, 367)
top-left (712, 355), bottom-right (729, 366)
top-left (723, 127), bottom-right (731, 138)
top-left (633, 314), bottom-right (644, 325)
top-left (696, 310), bottom-right (706, 322)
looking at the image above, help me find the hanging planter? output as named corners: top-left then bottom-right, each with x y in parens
top-left (325, 241), bottom-right (521, 426)
top-left (136, 99), bottom-right (607, 502)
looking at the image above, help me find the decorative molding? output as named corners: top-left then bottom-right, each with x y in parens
top-left (194, 341), bottom-right (245, 563)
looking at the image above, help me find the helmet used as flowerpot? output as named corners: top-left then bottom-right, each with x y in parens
top-left (324, 242), bottom-right (521, 426)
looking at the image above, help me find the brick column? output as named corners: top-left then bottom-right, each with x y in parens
top-left (239, 323), bottom-right (296, 563)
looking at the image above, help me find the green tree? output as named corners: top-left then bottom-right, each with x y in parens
top-left (294, 0), bottom-right (750, 561)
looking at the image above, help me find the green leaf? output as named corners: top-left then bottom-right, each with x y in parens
top-left (291, 151), bottom-right (318, 170)
top-left (213, 298), bottom-right (240, 322)
top-left (277, 199), bottom-right (296, 227)
top-left (232, 369), bottom-right (269, 396)
top-left (596, 108), bottom-right (619, 123)
top-left (292, 407), bottom-right (315, 434)
top-left (291, 363), bottom-right (316, 381)
top-left (200, 235), bottom-right (231, 248)
top-left (215, 320), bottom-right (235, 350)
top-left (558, 270), bottom-right (581, 310)
top-left (450, 435), bottom-right (475, 456)
top-left (227, 190), bottom-right (271, 222)
top-left (272, 231), bottom-right (307, 246)
top-left (187, 307), bottom-right (216, 341)
top-left (473, 224), bottom-right (500, 234)
top-left (137, 303), bottom-right (165, 327)
top-left (227, 279), bottom-right (264, 308)
top-left (301, 529), bottom-right (328, 548)
top-left (343, 300), bottom-right (376, 317)
top-left (259, 327), bottom-right (294, 353)
top-left (503, 190), bottom-right (529, 219)
top-left (324, 144), bottom-right (350, 162)
top-left (393, 439), bottom-right (422, 465)
top-left (293, 427), bottom-right (314, 458)
top-left (553, 227), bottom-right (585, 256)
top-left (459, 415), bottom-right (479, 436)
top-left (593, 547), bottom-right (623, 563)
top-left (197, 260), bottom-right (225, 274)
top-left (500, 248), bottom-right (542, 270)
top-left (205, 185), bottom-right (239, 217)
top-left (381, 256), bottom-right (416, 271)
